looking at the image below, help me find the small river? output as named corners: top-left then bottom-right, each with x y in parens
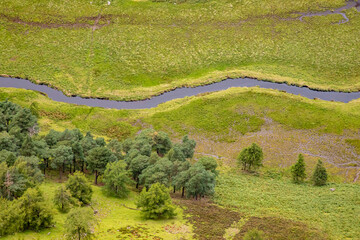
top-left (1, 77), bottom-right (359, 109)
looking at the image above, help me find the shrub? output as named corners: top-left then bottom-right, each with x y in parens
top-left (136, 183), bottom-right (177, 219)
top-left (54, 185), bottom-right (79, 212)
top-left (66, 172), bottom-right (93, 205)
top-left (244, 229), bottom-right (265, 240)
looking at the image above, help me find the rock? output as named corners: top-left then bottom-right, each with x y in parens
top-left (330, 188), bottom-right (336, 192)
top-left (94, 209), bottom-right (98, 214)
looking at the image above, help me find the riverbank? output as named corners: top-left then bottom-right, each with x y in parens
top-left (1, 0), bottom-right (359, 100)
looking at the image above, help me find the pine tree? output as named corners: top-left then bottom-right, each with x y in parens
top-left (291, 154), bottom-right (306, 184)
top-left (312, 160), bottom-right (328, 186)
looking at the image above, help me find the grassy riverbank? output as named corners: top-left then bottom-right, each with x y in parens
top-left (1, 0), bottom-right (360, 100)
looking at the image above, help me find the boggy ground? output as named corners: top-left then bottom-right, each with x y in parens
top-left (1, 0), bottom-right (360, 100)
top-left (174, 194), bottom-right (328, 240)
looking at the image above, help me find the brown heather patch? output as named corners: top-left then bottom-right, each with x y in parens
top-left (234, 216), bottom-right (328, 240)
top-left (174, 197), bottom-right (241, 240)
top-left (39, 110), bottom-right (69, 120)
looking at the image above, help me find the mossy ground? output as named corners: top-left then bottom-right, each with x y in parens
top-left (1, 0), bottom-right (360, 100)
top-left (2, 177), bottom-right (192, 240)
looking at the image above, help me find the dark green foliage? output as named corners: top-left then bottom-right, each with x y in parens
top-left (0, 156), bottom-right (43, 200)
top-left (0, 150), bottom-right (16, 166)
top-left (198, 156), bottom-right (218, 176)
top-left (0, 131), bottom-right (18, 152)
top-left (86, 147), bottom-right (117, 184)
top-left (153, 131), bottom-right (172, 156)
top-left (80, 132), bottom-right (98, 157)
top-left (0, 100), bottom-right (37, 138)
top-left (16, 188), bottom-right (54, 231)
top-left (65, 207), bottom-right (97, 240)
top-left (51, 145), bottom-right (74, 180)
top-left (136, 183), bottom-right (177, 219)
top-left (244, 229), bottom-right (265, 240)
top-left (44, 129), bottom-right (61, 147)
top-left (20, 135), bottom-right (36, 157)
top-left (291, 154), bottom-right (306, 184)
top-left (66, 171), bottom-right (93, 205)
top-left (184, 163), bottom-right (216, 199)
top-left (128, 154), bottom-right (150, 188)
top-left (54, 185), bottom-right (79, 213)
top-left (107, 139), bottom-right (123, 160)
top-left (167, 144), bottom-right (186, 162)
top-left (181, 135), bottom-right (196, 159)
top-left (103, 161), bottom-right (132, 198)
top-left (139, 158), bottom-right (173, 188)
top-left (237, 143), bottom-right (264, 171)
top-left (312, 160), bottom-right (328, 186)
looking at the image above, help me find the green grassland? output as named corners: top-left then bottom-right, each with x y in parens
top-left (214, 173), bottom-right (360, 240)
top-left (1, 0), bottom-right (360, 100)
top-left (2, 179), bottom-right (192, 240)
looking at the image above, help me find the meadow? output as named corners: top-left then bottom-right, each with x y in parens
top-left (1, 0), bottom-right (360, 100)
top-left (2, 179), bottom-right (193, 240)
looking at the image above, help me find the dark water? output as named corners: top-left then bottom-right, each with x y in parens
top-left (298, 0), bottom-right (360, 24)
top-left (1, 77), bottom-right (360, 109)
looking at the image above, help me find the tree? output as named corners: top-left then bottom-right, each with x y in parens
top-left (237, 143), bottom-right (263, 171)
top-left (312, 160), bottom-right (328, 186)
top-left (167, 144), bottom-right (186, 162)
top-left (184, 163), bottom-right (216, 199)
top-left (51, 145), bottom-right (74, 180)
top-left (16, 187), bottom-right (54, 231)
top-left (153, 131), bottom-right (172, 156)
top-left (291, 154), bottom-right (306, 183)
top-left (103, 161), bottom-right (132, 198)
top-left (65, 207), bottom-right (97, 240)
top-left (128, 154), bottom-right (150, 188)
top-left (181, 135), bottom-right (196, 159)
top-left (54, 185), bottom-right (79, 212)
top-left (107, 139), bottom-right (123, 160)
top-left (0, 149), bottom-right (16, 166)
top-left (198, 156), bottom-right (218, 176)
top-left (139, 158), bottom-right (173, 188)
top-left (136, 183), bottom-right (177, 219)
top-left (66, 171), bottom-right (93, 205)
top-left (86, 147), bottom-right (117, 184)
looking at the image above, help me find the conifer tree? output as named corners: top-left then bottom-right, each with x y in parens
top-left (291, 154), bottom-right (306, 184)
top-left (312, 160), bottom-right (328, 186)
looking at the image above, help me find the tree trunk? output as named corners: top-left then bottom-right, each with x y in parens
top-left (62, 162), bottom-right (65, 173)
top-left (81, 161), bottom-right (84, 172)
top-left (181, 187), bottom-right (185, 198)
top-left (78, 228), bottom-right (81, 240)
top-left (43, 165), bottom-right (46, 176)
top-left (195, 194), bottom-right (198, 200)
top-left (59, 167), bottom-right (62, 180)
top-left (136, 179), bottom-right (139, 189)
top-left (95, 170), bottom-right (98, 185)
top-left (173, 186), bottom-right (176, 193)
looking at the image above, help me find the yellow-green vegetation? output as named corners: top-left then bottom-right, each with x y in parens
top-left (214, 173), bottom-right (360, 239)
top-left (1, 0), bottom-right (360, 100)
top-left (2, 180), bottom-right (192, 240)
